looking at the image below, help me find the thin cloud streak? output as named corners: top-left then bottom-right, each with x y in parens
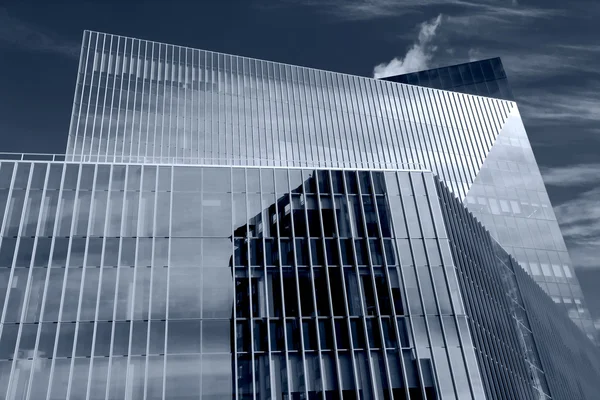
top-left (373, 15), bottom-right (442, 78)
top-left (0, 8), bottom-right (79, 58)
top-left (554, 187), bottom-right (600, 269)
top-left (541, 164), bottom-right (600, 187)
top-left (518, 89), bottom-right (600, 123)
top-left (281, 0), bottom-right (556, 22)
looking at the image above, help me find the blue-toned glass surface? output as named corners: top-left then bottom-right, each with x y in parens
top-left (465, 108), bottom-right (597, 342)
top-left (67, 31), bottom-right (516, 203)
top-left (0, 160), bottom-right (489, 399)
top-left (382, 58), bottom-right (514, 101)
top-left (436, 175), bottom-right (600, 399)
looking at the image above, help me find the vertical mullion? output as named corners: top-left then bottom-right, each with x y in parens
top-left (184, 48), bottom-right (189, 163)
top-left (287, 67), bottom-right (300, 166)
top-left (388, 172), bottom-right (429, 397)
top-left (333, 75), bottom-right (350, 168)
top-left (65, 165), bottom-right (99, 399)
top-left (263, 62), bottom-right (273, 166)
top-left (446, 93), bottom-right (470, 199)
top-left (235, 57), bottom-right (242, 165)
top-left (300, 170), bottom-right (326, 398)
top-left (369, 172), bottom-right (413, 399)
top-left (308, 69), bottom-right (318, 168)
top-left (97, 35), bottom-right (115, 162)
top-left (465, 96), bottom-right (487, 175)
top-left (313, 171), bottom-right (344, 397)
top-left (22, 164), bottom-right (56, 400)
top-left (412, 88), bottom-right (435, 174)
top-left (286, 168), bottom-right (310, 399)
top-left (272, 173), bottom-right (292, 398)
top-left (142, 167), bottom-right (159, 400)
top-left (299, 69), bottom-right (311, 167)
top-left (175, 46), bottom-right (181, 162)
top-left (231, 167), bottom-right (239, 400)
top-left (260, 169), bottom-right (273, 399)
top-left (404, 174), bottom-right (442, 398)
top-left (457, 95), bottom-right (478, 186)
top-left (305, 71), bottom-right (319, 167)
top-left (341, 171), bottom-right (379, 399)
top-left (354, 80), bottom-right (373, 168)
top-left (125, 165), bottom-right (144, 397)
top-left (45, 163), bottom-right (82, 400)
top-left (286, 67), bottom-right (298, 166)
top-left (167, 45), bottom-right (175, 162)
top-left (136, 41), bottom-right (149, 161)
top-left (428, 179), bottom-right (480, 398)
top-left (203, 52), bottom-right (209, 164)
top-left (198, 50), bottom-right (203, 164)
top-left (318, 73), bottom-right (334, 168)
top-left (105, 35), bottom-right (121, 163)
top-left (431, 90), bottom-right (456, 190)
top-left (3, 163), bottom-right (35, 399)
top-left (0, 162), bottom-right (18, 322)
top-left (340, 75), bottom-right (358, 169)
top-left (400, 85), bottom-right (420, 169)
top-left (380, 82), bottom-right (402, 169)
top-left (437, 92), bottom-right (461, 195)
top-left (159, 44), bottom-right (167, 162)
top-left (112, 37), bottom-right (127, 161)
top-left (87, 34), bottom-right (106, 161)
top-left (67, 31), bottom-right (88, 158)
top-left (372, 81), bottom-right (393, 168)
top-left (145, 42), bottom-right (155, 162)
top-left (104, 165), bottom-right (129, 400)
top-left (123, 39), bottom-right (137, 162)
top-left (24, 161), bottom-right (64, 400)
top-left (367, 81), bottom-right (385, 168)
top-left (78, 32), bottom-right (97, 161)
top-left (355, 172), bottom-right (394, 397)
top-left (424, 89), bottom-right (451, 185)
top-left (161, 166), bottom-right (173, 400)
top-left (389, 84), bottom-right (410, 170)
top-left (246, 169), bottom-right (257, 400)
top-left (325, 170), bottom-right (362, 394)
top-left (84, 164), bottom-right (114, 400)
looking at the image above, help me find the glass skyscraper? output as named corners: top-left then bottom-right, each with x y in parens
top-left (0, 30), bottom-right (598, 399)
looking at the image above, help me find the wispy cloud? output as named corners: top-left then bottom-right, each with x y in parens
top-left (373, 14), bottom-right (442, 78)
top-left (554, 187), bottom-right (600, 269)
top-left (279, 0), bottom-right (556, 22)
top-left (541, 164), bottom-right (600, 187)
top-left (518, 88), bottom-right (600, 123)
top-left (555, 44), bottom-right (600, 52)
top-left (0, 7), bottom-right (79, 58)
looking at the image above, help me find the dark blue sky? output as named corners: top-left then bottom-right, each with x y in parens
top-left (1, 0), bottom-right (599, 327)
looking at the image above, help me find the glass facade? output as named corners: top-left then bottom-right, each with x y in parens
top-left (382, 57), bottom-right (595, 342)
top-left (67, 31), bottom-right (514, 201)
top-left (0, 160), bottom-right (490, 399)
top-left (0, 30), bottom-right (598, 399)
top-left (65, 31), bottom-right (595, 341)
top-left (381, 58), bottom-right (514, 101)
top-left (437, 176), bottom-right (600, 399)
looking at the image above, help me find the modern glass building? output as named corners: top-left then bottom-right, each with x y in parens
top-left (0, 30), bottom-right (598, 399)
top-left (380, 58), bottom-right (514, 101)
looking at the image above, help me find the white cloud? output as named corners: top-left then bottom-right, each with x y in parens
top-left (541, 164), bottom-right (600, 187)
top-left (468, 48), bottom-right (482, 62)
top-left (0, 7), bottom-right (79, 58)
top-left (372, 14), bottom-right (442, 78)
